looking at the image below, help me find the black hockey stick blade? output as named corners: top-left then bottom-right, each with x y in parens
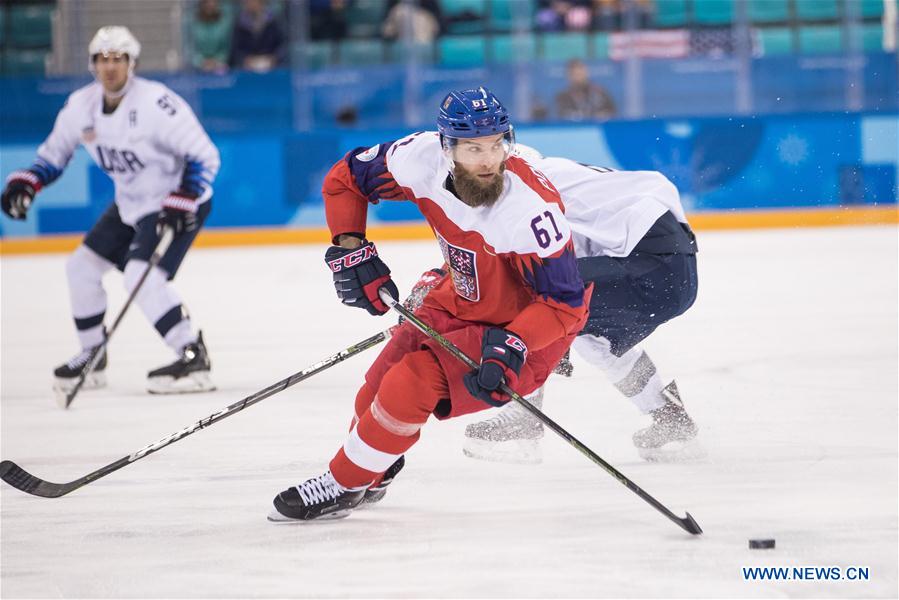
top-left (0, 460), bottom-right (76, 498)
top-left (682, 512), bottom-right (703, 535)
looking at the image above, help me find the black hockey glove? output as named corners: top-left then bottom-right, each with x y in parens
top-left (325, 240), bottom-right (399, 316)
top-left (157, 191), bottom-right (199, 236)
top-left (464, 327), bottom-right (528, 407)
top-left (2, 170), bottom-right (41, 220)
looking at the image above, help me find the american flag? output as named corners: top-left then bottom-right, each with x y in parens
top-left (609, 29), bottom-right (691, 60)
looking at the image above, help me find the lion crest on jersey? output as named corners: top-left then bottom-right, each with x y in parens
top-left (436, 232), bottom-right (479, 302)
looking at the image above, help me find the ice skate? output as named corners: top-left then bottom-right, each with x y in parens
top-left (633, 381), bottom-right (705, 462)
top-left (361, 455), bottom-right (405, 506)
top-left (147, 331), bottom-right (215, 394)
top-left (53, 346), bottom-right (107, 394)
top-left (552, 349), bottom-right (574, 377)
top-left (462, 387), bottom-right (544, 465)
top-left (268, 471), bottom-right (367, 522)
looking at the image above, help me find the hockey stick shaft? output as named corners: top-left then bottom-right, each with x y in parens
top-left (378, 289), bottom-right (702, 536)
top-left (63, 227), bottom-right (176, 409)
top-left (2, 328), bottom-right (391, 498)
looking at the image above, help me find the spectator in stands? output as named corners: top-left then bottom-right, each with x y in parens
top-left (536, 0), bottom-right (592, 32)
top-left (555, 59), bottom-right (617, 121)
top-left (382, 0), bottom-right (444, 43)
top-left (591, 0), bottom-right (621, 31)
top-left (229, 0), bottom-right (286, 72)
top-left (192, 0), bottom-right (232, 73)
top-left (310, 0), bottom-right (348, 41)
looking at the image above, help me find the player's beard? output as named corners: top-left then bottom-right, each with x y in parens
top-left (452, 163), bottom-right (506, 208)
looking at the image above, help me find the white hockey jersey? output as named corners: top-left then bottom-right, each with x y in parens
top-left (33, 77), bottom-right (219, 226)
top-left (523, 154), bottom-right (689, 258)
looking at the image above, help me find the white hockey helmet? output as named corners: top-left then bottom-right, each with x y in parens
top-left (88, 26), bottom-right (141, 66)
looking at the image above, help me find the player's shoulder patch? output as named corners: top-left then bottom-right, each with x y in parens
top-left (354, 144), bottom-right (380, 162)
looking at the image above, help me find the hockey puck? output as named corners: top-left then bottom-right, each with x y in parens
top-left (749, 539), bottom-right (775, 549)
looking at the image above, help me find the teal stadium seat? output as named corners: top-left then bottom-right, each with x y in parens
top-left (3, 49), bottom-right (47, 75)
top-left (748, 0), bottom-right (789, 23)
top-left (693, 0), bottom-right (734, 26)
top-left (442, 0), bottom-right (487, 34)
top-left (438, 34), bottom-right (487, 65)
top-left (387, 41), bottom-right (437, 63)
top-left (758, 26), bottom-right (794, 54)
top-left (590, 32), bottom-right (610, 59)
top-left (799, 25), bottom-right (843, 53)
top-left (338, 39), bottom-right (385, 66)
top-left (862, 23), bottom-right (884, 51)
top-left (861, 0), bottom-right (885, 18)
top-left (541, 32), bottom-right (589, 62)
top-left (9, 4), bottom-right (53, 49)
top-left (794, 0), bottom-right (840, 21)
top-left (488, 0), bottom-right (535, 32)
top-left (292, 41), bottom-right (334, 69)
top-left (346, 0), bottom-right (386, 38)
top-left (653, 0), bottom-right (688, 27)
top-left (489, 33), bottom-right (536, 63)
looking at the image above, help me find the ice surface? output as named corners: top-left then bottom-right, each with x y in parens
top-left (2, 226), bottom-right (897, 598)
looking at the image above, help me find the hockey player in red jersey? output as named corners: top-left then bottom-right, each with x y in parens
top-left (269, 87), bottom-right (591, 522)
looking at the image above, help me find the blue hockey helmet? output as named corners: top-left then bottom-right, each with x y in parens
top-left (437, 87), bottom-right (513, 139)
top-left (438, 87), bottom-right (515, 164)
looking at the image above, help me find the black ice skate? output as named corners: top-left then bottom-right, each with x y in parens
top-left (462, 387), bottom-right (544, 465)
top-left (146, 331), bottom-right (215, 394)
top-left (633, 381), bottom-right (705, 462)
top-left (268, 471), bottom-right (367, 522)
top-left (53, 346), bottom-right (107, 394)
top-left (361, 455), bottom-right (405, 506)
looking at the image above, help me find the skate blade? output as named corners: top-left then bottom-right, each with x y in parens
top-left (147, 372), bottom-right (216, 395)
top-left (637, 438), bottom-right (707, 463)
top-left (266, 509), bottom-right (353, 523)
top-left (462, 437), bottom-right (542, 465)
top-left (53, 372), bottom-right (107, 399)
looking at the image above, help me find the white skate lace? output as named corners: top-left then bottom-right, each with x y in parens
top-left (66, 348), bottom-right (95, 370)
top-left (296, 472), bottom-right (343, 506)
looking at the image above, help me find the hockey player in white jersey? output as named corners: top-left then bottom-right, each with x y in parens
top-left (1, 26), bottom-right (220, 395)
top-left (463, 146), bottom-right (701, 463)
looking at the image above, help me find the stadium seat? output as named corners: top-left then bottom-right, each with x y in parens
top-left (346, 0), bottom-right (386, 38)
top-left (794, 0), bottom-right (840, 21)
top-left (541, 32), bottom-right (589, 62)
top-left (590, 32), bottom-right (610, 60)
top-left (860, 0), bottom-right (885, 18)
top-left (693, 0), bottom-right (734, 26)
top-left (338, 39), bottom-right (385, 66)
top-left (438, 34), bottom-right (487, 65)
top-left (0, 7), bottom-right (6, 47)
top-left (757, 26), bottom-right (794, 54)
top-left (442, 0), bottom-right (487, 34)
top-left (489, 33), bottom-right (536, 63)
top-left (653, 0), bottom-right (688, 27)
top-left (8, 4), bottom-right (53, 49)
top-left (488, 0), bottom-right (535, 32)
top-left (748, 0), bottom-right (789, 23)
top-left (861, 23), bottom-right (884, 51)
top-left (386, 41), bottom-right (437, 63)
top-left (291, 41), bottom-right (334, 69)
top-left (799, 25), bottom-right (843, 53)
top-left (2, 49), bottom-right (47, 76)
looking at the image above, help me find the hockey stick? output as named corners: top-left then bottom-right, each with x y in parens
top-left (61, 226), bottom-right (176, 409)
top-left (377, 288), bottom-right (703, 536)
top-left (2, 328), bottom-right (392, 498)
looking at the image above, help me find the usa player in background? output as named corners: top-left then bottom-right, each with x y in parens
top-left (464, 146), bottom-right (701, 463)
top-left (1, 26), bottom-right (220, 395)
top-left (269, 87), bottom-right (591, 522)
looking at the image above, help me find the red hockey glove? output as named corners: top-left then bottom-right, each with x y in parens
top-left (464, 327), bottom-right (528, 407)
top-left (325, 240), bottom-right (399, 316)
